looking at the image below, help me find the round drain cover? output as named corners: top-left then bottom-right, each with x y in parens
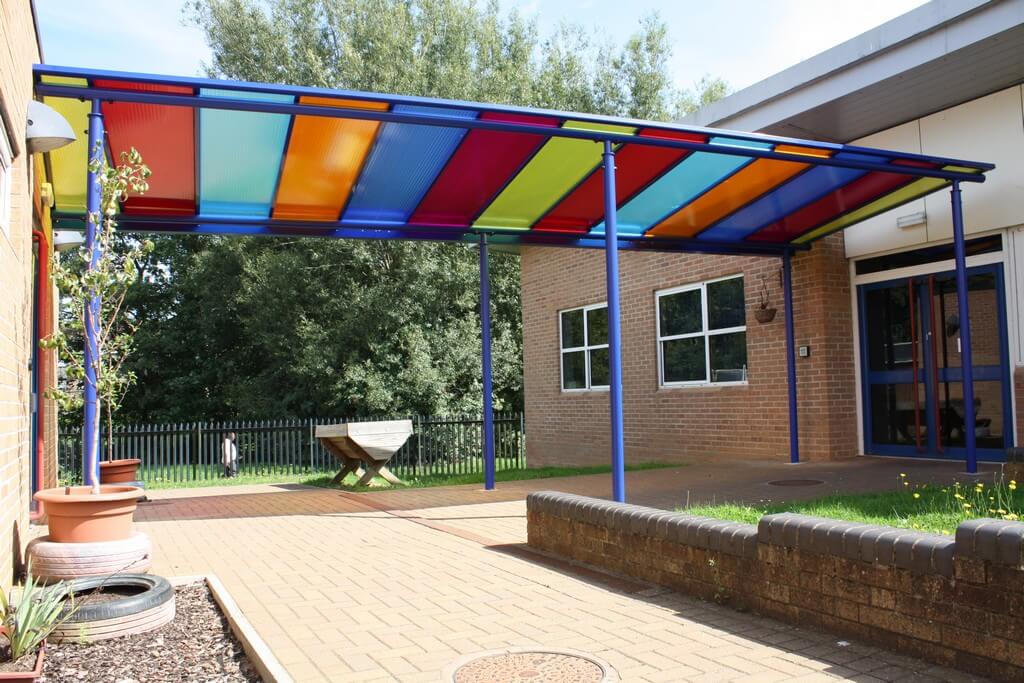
top-left (450, 649), bottom-right (616, 683)
top-left (768, 479), bottom-right (825, 487)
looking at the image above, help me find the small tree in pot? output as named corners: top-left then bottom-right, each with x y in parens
top-left (42, 145), bottom-right (153, 490)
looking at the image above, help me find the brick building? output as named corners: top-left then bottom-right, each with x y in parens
top-left (522, 0), bottom-right (1024, 467)
top-left (1, 1), bottom-right (59, 590)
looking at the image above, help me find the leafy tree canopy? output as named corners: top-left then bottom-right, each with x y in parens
top-left (112, 0), bottom-right (727, 422)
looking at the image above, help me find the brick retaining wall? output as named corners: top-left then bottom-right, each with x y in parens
top-left (527, 491), bottom-right (1024, 682)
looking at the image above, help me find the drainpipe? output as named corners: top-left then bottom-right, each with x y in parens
top-left (31, 229), bottom-right (49, 520)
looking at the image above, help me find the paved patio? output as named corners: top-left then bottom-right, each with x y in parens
top-left (136, 458), bottom-right (997, 682)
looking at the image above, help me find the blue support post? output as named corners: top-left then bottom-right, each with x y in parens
top-left (603, 141), bottom-right (626, 502)
top-left (950, 181), bottom-right (978, 474)
top-left (479, 233), bottom-right (495, 490)
top-left (783, 250), bottom-right (800, 464)
top-left (83, 99), bottom-right (103, 488)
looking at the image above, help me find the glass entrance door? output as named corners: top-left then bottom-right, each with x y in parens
top-left (858, 264), bottom-right (1011, 460)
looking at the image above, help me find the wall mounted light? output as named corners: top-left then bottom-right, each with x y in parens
top-left (53, 230), bottom-right (85, 252)
top-left (26, 100), bottom-right (76, 153)
top-left (896, 211), bottom-right (927, 229)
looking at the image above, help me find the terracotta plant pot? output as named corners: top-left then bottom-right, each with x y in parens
top-left (99, 458), bottom-right (141, 484)
top-left (754, 307), bottom-right (777, 323)
top-left (0, 641), bottom-right (44, 683)
top-left (34, 486), bottom-right (141, 544)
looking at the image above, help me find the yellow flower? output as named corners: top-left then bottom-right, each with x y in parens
top-left (998, 509), bottom-right (1007, 514)
top-left (903, 481), bottom-right (909, 487)
top-left (963, 503), bottom-right (972, 510)
top-left (954, 493), bottom-right (964, 500)
top-left (1005, 513), bottom-right (1019, 521)
top-left (900, 473), bottom-right (907, 478)
top-left (1010, 482), bottom-right (1018, 491)
top-left (913, 492), bottom-right (921, 499)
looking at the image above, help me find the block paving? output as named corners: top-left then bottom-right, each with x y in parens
top-left (134, 461), bottom-right (995, 682)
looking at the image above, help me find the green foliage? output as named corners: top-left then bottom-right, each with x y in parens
top-left (682, 475), bottom-right (1023, 536)
top-left (0, 561), bottom-right (72, 662)
top-left (109, 1), bottom-right (728, 423)
top-left (43, 147), bottom-right (154, 457)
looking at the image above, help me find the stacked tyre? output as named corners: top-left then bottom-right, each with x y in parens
top-left (26, 532), bottom-right (152, 583)
top-left (51, 574), bottom-right (175, 642)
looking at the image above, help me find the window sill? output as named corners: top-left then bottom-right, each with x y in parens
top-left (658, 381), bottom-right (749, 390)
top-left (561, 386), bottom-right (610, 394)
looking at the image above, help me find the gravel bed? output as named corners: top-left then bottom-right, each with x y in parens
top-left (41, 582), bottom-right (261, 683)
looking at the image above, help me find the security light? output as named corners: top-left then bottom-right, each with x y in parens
top-left (25, 100), bottom-right (76, 153)
top-left (52, 230), bottom-right (85, 252)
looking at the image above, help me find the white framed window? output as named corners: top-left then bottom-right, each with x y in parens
top-left (0, 119), bottom-right (12, 238)
top-left (559, 302), bottom-right (609, 391)
top-left (656, 274), bottom-right (748, 387)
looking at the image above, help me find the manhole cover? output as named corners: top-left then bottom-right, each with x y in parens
top-left (768, 479), bottom-right (825, 487)
top-left (448, 648), bottom-right (616, 683)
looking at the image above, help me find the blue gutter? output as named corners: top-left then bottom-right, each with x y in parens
top-left (34, 84), bottom-right (991, 185)
top-left (32, 64), bottom-right (994, 178)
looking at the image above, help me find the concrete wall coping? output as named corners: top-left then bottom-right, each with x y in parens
top-left (527, 491), bottom-right (1024, 575)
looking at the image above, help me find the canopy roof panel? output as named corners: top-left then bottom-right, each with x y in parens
top-left (35, 65), bottom-right (993, 255)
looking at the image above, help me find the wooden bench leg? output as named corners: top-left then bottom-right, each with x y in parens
top-left (331, 456), bottom-right (363, 485)
top-left (356, 461), bottom-right (405, 486)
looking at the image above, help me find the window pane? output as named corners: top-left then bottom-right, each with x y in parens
top-left (709, 332), bottom-right (747, 382)
top-left (587, 306), bottom-right (608, 346)
top-left (707, 277), bottom-right (745, 330)
top-left (659, 289), bottom-right (702, 337)
top-left (589, 347), bottom-right (609, 387)
top-left (663, 337), bottom-right (706, 383)
top-left (560, 309), bottom-right (585, 349)
top-left (562, 351), bottom-right (586, 389)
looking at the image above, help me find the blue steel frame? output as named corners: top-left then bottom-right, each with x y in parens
top-left (783, 251), bottom-right (799, 464)
top-left (83, 100), bottom-right (103, 488)
top-left (41, 64), bottom-right (998, 497)
top-left (603, 141), bottom-right (626, 502)
top-left (951, 182), bottom-right (978, 473)
top-left (479, 234), bottom-right (495, 490)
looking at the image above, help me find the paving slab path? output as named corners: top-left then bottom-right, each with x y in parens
top-left (137, 458), bottom-right (996, 682)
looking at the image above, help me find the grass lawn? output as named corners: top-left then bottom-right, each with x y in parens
top-left (683, 477), bottom-right (1021, 536)
top-left (303, 462), bottom-right (675, 491)
top-left (141, 462), bottom-right (677, 491)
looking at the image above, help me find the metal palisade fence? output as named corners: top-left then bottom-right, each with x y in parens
top-left (58, 413), bottom-right (525, 485)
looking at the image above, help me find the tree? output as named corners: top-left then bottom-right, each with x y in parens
top-left (45, 147), bottom-right (153, 481)
top-left (111, 1), bottom-right (728, 422)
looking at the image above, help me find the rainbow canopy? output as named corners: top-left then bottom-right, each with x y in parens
top-left (35, 65), bottom-right (993, 255)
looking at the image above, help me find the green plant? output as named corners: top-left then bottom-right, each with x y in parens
top-left (0, 561), bottom-right (73, 663)
top-left (41, 145), bottom-right (153, 485)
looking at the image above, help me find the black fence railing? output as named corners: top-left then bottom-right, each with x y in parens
top-left (58, 413), bottom-right (525, 486)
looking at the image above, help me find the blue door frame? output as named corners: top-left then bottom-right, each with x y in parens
top-left (857, 263), bottom-right (1012, 462)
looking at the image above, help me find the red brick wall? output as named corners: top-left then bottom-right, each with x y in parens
top-left (529, 492), bottom-right (1024, 682)
top-left (520, 233), bottom-right (858, 465)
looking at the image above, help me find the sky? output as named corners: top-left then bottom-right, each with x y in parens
top-left (36, 0), bottom-right (929, 94)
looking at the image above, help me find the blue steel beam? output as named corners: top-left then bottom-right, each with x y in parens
top-left (50, 212), bottom-right (808, 257)
top-left (782, 250), bottom-right (800, 464)
top-left (83, 100), bottom-right (103, 488)
top-left (950, 182), bottom-right (978, 474)
top-left (479, 234), bottom-right (496, 490)
top-left (603, 141), bottom-right (626, 503)
top-left (34, 82), bottom-right (991, 185)
top-left (33, 64), bottom-right (994, 179)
